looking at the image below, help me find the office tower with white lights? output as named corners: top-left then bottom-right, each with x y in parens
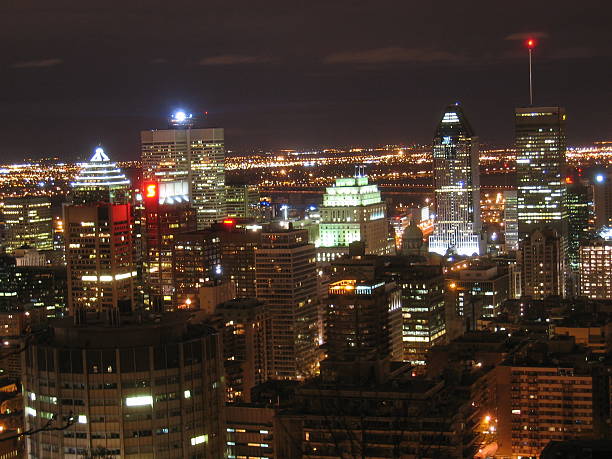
top-left (503, 190), bottom-right (519, 252)
top-left (580, 228), bottom-right (612, 299)
top-left (519, 227), bottom-right (565, 299)
top-left (141, 179), bottom-right (197, 311)
top-left (515, 107), bottom-right (567, 239)
top-left (64, 148), bottom-right (135, 315)
top-left (2, 196), bottom-right (53, 253)
top-left (429, 104), bottom-right (483, 257)
top-left (225, 184), bottom-right (260, 218)
top-left (141, 112), bottom-right (225, 229)
top-left (255, 227), bottom-right (320, 380)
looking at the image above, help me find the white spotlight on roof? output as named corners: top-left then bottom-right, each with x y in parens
top-left (174, 111), bottom-right (187, 121)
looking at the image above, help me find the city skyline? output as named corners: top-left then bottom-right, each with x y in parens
top-left (0, 2), bottom-right (611, 160)
top-left (2, 4), bottom-right (612, 458)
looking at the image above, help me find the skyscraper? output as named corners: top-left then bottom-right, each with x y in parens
top-left (172, 230), bottom-right (222, 310)
top-left (565, 179), bottom-right (593, 275)
top-left (579, 228), bottom-right (612, 299)
top-left (317, 173), bottom-right (393, 261)
top-left (519, 227), bottom-right (565, 299)
top-left (515, 107), bottom-right (567, 239)
top-left (22, 312), bottom-right (226, 458)
top-left (429, 104), bottom-right (483, 256)
top-left (225, 184), bottom-right (260, 218)
top-left (141, 112), bottom-right (225, 229)
top-left (141, 179), bottom-right (197, 311)
top-left (592, 171), bottom-right (612, 229)
top-left (64, 148), bottom-right (135, 315)
top-left (1, 196), bottom-right (53, 253)
top-left (503, 190), bottom-right (519, 252)
top-left (326, 253), bottom-right (402, 362)
top-left (255, 227), bottom-right (320, 380)
top-left (386, 259), bottom-right (446, 365)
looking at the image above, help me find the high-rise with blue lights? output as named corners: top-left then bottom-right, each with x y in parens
top-left (515, 106), bottom-right (567, 239)
top-left (429, 104), bottom-right (483, 257)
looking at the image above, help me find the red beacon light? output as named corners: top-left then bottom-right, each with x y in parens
top-left (526, 38), bottom-right (536, 50)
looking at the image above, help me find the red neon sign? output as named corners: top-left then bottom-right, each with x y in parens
top-left (145, 183), bottom-right (158, 199)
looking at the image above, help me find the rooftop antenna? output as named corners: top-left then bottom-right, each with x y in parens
top-left (526, 38), bottom-right (536, 105)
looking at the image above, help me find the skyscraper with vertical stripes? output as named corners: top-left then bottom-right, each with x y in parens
top-left (429, 104), bottom-right (483, 257)
top-left (515, 106), bottom-right (567, 239)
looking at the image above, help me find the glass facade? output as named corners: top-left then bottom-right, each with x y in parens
top-left (141, 128), bottom-right (226, 229)
top-left (429, 104), bottom-right (483, 256)
top-left (515, 107), bottom-right (567, 239)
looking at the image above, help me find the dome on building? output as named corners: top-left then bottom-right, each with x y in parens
top-left (402, 220), bottom-right (424, 255)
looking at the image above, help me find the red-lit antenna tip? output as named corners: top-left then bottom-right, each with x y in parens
top-left (526, 38), bottom-right (536, 49)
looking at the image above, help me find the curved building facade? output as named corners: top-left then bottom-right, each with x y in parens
top-left (22, 313), bottom-right (225, 458)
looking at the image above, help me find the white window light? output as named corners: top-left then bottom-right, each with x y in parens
top-left (25, 407), bottom-right (36, 417)
top-left (125, 395), bottom-right (153, 407)
top-left (78, 415), bottom-right (87, 424)
top-left (191, 434), bottom-right (208, 445)
top-left (184, 390), bottom-right (191, 399)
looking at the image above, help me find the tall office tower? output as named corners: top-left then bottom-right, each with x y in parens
top-left (172, 230), bottom-right (222, 310)
top-left (0, 254), bottom-right (18, 310)
top-left (386, 259), bottom-right (446, 365)
top-left (566, 179), bottom-right (593, 275)
top-left (64, 148), bottom-right (135, 315)
top-left (579, 229), bottom-right (612, 299)
top-left (2, 196), bottom-right (53, 253)
top-left (429, 104), bottom-right (483, 257)
top-left (72, 147), bottom-right (131, 205)
top-left (225, 184), bottom-right (260, 218)
top-left (214, 220), bottom-right (261, 298)
top-left (255, 227), bottom-right (320, 380)
top-left (317, 173), bottom-right (394, 262)
top-left (503, 190), bottom-right (519, 252)
top-left (445, 260), bottom-right (509, 331)
top-left (592, 172), bottom-right (612, 228)
top-left (515, 107), bottom-right (567, 239)
top-left (141, 112), bottom-right (225, 229)
top-left (22, 312), bottom-right (226, 458)
top-left (326, 253), bottom-right (402, 362)
top-left (214, 298), bottom-right (267, 403)
top-left (141, 180), bottom-right (197, 311)
top-left (518, 227), bottom-right (565, 299)
top-left (495, 340), bottom-right (595, 459)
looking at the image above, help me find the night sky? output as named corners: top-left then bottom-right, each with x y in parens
top-left (1, 1), bottom-right (611, 161)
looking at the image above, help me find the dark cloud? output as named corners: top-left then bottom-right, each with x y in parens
top-left (548, 46), bottom-right (610, 59)
top-left (9, 58), bottom-right (63, 69)
top-left (0, 1), bottom-right (611, 159)
top-left (199, 55), bottom-right (272, 66)
top-left (505, 32), bottom-right (549, 41)
top-left (324, 47), bottom-right (464, 65)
